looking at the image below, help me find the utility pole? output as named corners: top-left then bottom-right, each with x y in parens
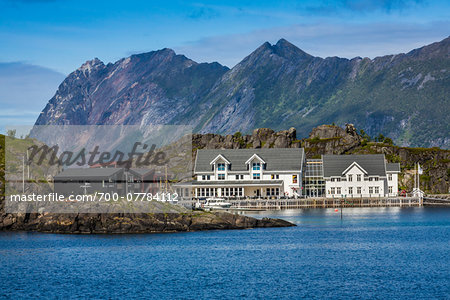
top-left (125, 171), bottom-right (128, 195)
top-left (22, 155), bottom-right (25, 193)
top-left (26, 149), bottom-right (30, 179)
top-left (418, 164), bottom-right (420, 193)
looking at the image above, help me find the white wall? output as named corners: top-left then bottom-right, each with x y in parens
top-left (387, 172), bottom-right (399, 196)
top-left (325, 165), bottom-right (385, 198)
top-left (194, 155), bottom-right (302, 197)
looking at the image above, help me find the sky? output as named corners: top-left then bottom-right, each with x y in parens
top-left (0, 0), bottom-right (449, 131)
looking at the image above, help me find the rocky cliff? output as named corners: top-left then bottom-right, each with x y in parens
top-left (35, 37), bottom-right (450, 148)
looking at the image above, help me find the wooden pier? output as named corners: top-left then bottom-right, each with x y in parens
top-left (180, 197), bottom-right (422, 210)
top-left (423, 194), bottom-right (450, 206)
top-left (228, 197), bottom-right (421, 209)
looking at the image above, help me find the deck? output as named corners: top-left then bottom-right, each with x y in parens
top-left (180, 196), bottom-right (422, 210)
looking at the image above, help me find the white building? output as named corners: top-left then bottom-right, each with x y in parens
top-left (322, 154), bottom-right (400, 198)
top-left (386, 162), bottom-right (400, 196)
top-left (188, 148), bottom-right (305, 199)
top-left (174, 150), bottom-right (401, 200)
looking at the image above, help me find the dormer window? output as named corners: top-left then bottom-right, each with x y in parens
top-left (218, 163), bottom-right (225, 171)
top-left (252, 162), bottom-right (261, 171)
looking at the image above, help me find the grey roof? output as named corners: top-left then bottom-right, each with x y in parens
top-left (129, 168), bottom-right (155, 177)
top-left (322, 154), bottom-right (386, 177)
top-left (54, 168), bottom-right (123, 180)
top-left (194, 148), bottom-right (304, 173)
top-left (386, 163), bottom-right (401, 172)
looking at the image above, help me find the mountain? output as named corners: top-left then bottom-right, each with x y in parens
top-left (35, 37), bottom-right (450, 148)
top-left (36, 49), bottom-right (229, 125)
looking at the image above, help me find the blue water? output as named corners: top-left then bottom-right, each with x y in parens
top-left (0, 207), bottom-right (449, 299)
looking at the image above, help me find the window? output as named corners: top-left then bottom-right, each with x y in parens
top-left (253, 173), bottom-right (260, 180)
top-left (202, 175), bottom-right (205, 180)
top-left (369, 187), bottom-right (374, 194)
top-left (357, 174), bottom-right (362, 182)
top-left (389, 186), bottom-right (393, 193)
top-left (357, 187), bottom-right (362, 194)
top-left (235, 175), bottom-right (239, 180)
top-left (336, 178), bottom-right (341, 182)
top-left (336, 187), bottom-right (341, 194)
top-left (330, 187), bottom-right (335, 195)
top-left (218, 163), bottom-right (225, 171)
top-left (292, 175), bottom-right (298, 184)
top-left (348, 187), bottom-right (353, 194)
top-left (266, 188), bottom-right (271, 196)
top-left (348, 175), bottom-right (353, 182)
top-left (252, 162), bottom-right (261, 170)
top-left (218, 174), bottom-right (225, 180)
top-left (240, 175), bottom-right (244, 180)
top-left (388, 174), bottom-right (393, 181)
top-left (207, 175), bottom-right (210, 180)
top-left (375, 187), bottom-right (379, 194)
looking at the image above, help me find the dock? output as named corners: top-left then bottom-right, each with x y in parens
top-left (180, 196), bottom-right (422, 210)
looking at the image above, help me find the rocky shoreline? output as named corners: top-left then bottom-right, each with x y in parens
top-left (0, 208), bottom-right (295, 234)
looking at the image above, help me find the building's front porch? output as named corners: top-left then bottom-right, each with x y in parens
top-left (187, 180), bottom-right (285, 199)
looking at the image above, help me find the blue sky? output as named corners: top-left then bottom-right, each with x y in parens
top-left (0, 0), bottom-right (449, 131)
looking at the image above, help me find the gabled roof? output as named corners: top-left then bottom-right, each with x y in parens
top-left (342, 161), bottom-right (368, 175)
top-left (386, 163), bottom-right (401, 172)
top-left (210, 154), bottom-right (231, 165)
top-left (128, 168), bottom-right (155, 177)
top-left (322, 154), bottom-right (386, 177)
top-left (245, 153), bottom-right (266, 165)
top-left (194, 148), bottom-right (304, 173)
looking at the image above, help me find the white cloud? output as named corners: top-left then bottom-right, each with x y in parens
top-left (0, 62), bottom-right (65, 133)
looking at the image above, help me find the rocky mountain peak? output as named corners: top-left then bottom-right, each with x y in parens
top-left (78, 57), bottom-right (104, 73)
top-left (251, 39), bottom-right (313, 60)
top-left (274, 38), bottom-right (312, 59)
top-left (35, 38), bottom-right (450, 148)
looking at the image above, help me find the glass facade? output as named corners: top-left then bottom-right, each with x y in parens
top-left (303, 159), bottom-right (325, 197)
